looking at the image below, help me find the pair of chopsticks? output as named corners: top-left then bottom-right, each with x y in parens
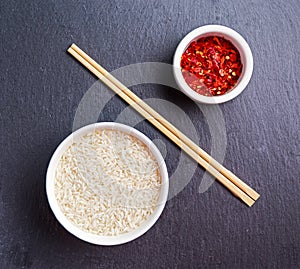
top-left (67, 43), bottom-right (260, 207)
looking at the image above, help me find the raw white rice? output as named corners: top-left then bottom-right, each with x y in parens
top-left (54, 129), bottom-right (162, 236)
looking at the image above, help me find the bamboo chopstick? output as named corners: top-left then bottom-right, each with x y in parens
top-left (69, 43), bottom-right (260, 202)
top-left (67, 44), bottom-right (259, 206)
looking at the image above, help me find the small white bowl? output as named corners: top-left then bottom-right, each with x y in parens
top-left (46, 122), bottom-right (169, 245)
top-left (173, 25), bottom-right (253, 104)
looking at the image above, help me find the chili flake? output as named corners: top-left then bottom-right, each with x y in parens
top-left (180, 36), bottom-right (243, 96)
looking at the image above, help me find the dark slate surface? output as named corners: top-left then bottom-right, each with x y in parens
top-left (0, 0), bottom-right (299, 268)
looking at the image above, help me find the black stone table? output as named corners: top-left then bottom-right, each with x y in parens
top-left (0, 1), bottom-right (299, 268)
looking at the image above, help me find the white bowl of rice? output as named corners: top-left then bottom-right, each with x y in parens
top-left (46, 122), bottom-right (168, 245)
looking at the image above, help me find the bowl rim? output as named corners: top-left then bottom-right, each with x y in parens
top-left (173, 24), bottom-right (253, 104)
top-left (46, 122), bottom-right (169, 246)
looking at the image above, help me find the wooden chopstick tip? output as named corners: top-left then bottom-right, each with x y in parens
top-left (253, 192), bottom-right (260, 201)
top-left (248, 199), bottom-right (255, 207)
top-left (67, 43), bottom-right (77, 53)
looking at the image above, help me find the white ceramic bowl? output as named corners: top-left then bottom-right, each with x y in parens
top-left (46, 122), bottom-right (169, 245)
top-left (173, 25), bottom-right (253, 104)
